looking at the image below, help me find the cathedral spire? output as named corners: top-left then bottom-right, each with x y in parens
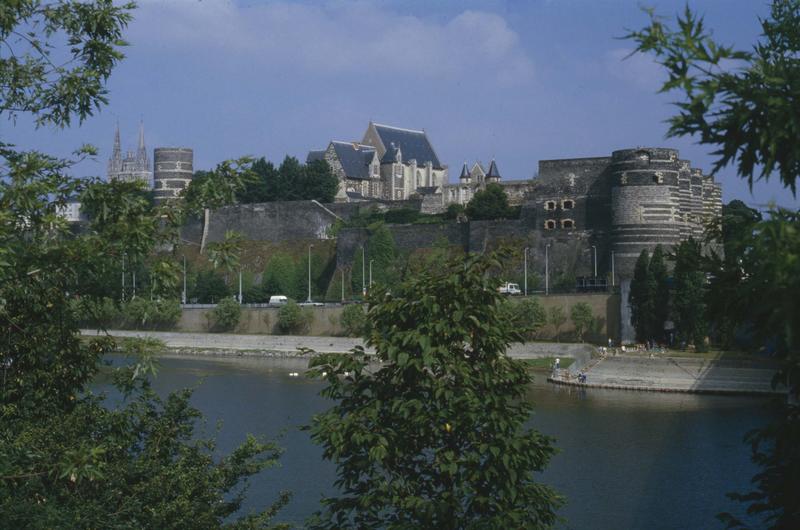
top-left (113, 121), bottom-right (121, 158)
top-left (136, 120), bottom-right (149, 169)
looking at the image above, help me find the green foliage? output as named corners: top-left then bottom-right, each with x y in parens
top-left (351, 247), bottom-right (366, 298)
top-left (465, 183), bottom-right (512, 220)
top-left (626, 2), bottom-right (800, 194)
top-left (0, 4), bottom-right (287, 526)
top-left (237, 156), bottom-right (339, 204)
top-left (307, 253), bottom-right (562, 528)
top-left (631, 4), bottom-right (800, 526)
top-left (70, 296), bottom-right (120, 328)
top-left (121, 298), bottom-right (181, 330)
top-left (276, 300), bottom-right (311, 334)
top-left (384, 207), bottom-right (419, 224)
top-left (324, 268), bottom-right (351, 302)
top-left (207, 230), bottom-right (244, 276)
top-left (672, 239), bottom-right (707, 351)
top-left (548, 306), bottom-right (567, 342)
top-left (570, 302), bottom-right (594, 342)
top-left (211, 296), bottom-right (241, 332)
top-left (366, 222), bottom-right (397, 287)
top-left (499, 297), bottom-right (547, 341)
top-left (339, 304), bottom-right (367, 337)
top-left (261, 252), bottom-right (298, 299)
top-left (629, 250), bottom-right (654, 342)
top-left (184, 159), bottom-right (252, 214)
top-left (191, 269), bottom-right (231, 303)
top-left (649, 245), bottom-right (669, 341)
top-left (444, 202), bottom-right (466, 220)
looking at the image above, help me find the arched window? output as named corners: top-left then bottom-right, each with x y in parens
top-left (545, 201), bottom-right (556, 211)
top-left (562, 219), bottom-right (574, 229)
top-left (562, 199), bottom-right (574, 210)
top-left (545, 220), bottom-right (556, 230)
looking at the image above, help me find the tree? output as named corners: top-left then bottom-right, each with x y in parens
top-left (465, 183), bottom-right (511, 220)
top-left (276, 300), bottom-right (310, 334)
top-left (211, 296), bottom-right (241, 332)
top-left (298, 159), bottom-right (339, 203)
top-left (628, 249), bottom-right (653, 342)
top-left (261, 252), bottom-right (298, 299)
top-left (499, 297), bottom-right (547, 341)
top-left (570, 302), bottom-right (594, 343)
top-left (339, 303), bottom-right (367, 337)
top-left (191, 269), bottom-right (231, 303)
top-left (629, 3), bottom-right (800, 526)
top-left (548, 305), bottom-right (567, 342)
top-left (307, 253), bottom-right (562, 528)
top-left (366, 222), bottom-right (397, 287)
top-left (444, 202), bottom-right (466, 220)
top-left (649, 245), bottom-right (669, 341)
top-left (0, 3), bottom-right (287, 527)
top-left (207, 230), bottom-right (244, 286)
top-left (672, 239), bottom-right (707, 351)
top-left (184, 160), bottom-right (251, 252)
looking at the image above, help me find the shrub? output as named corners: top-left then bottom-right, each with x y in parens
top-left (444, 203), bottom-right (465, 220)
top-left (340, 304), bottom-right (367, 337)
top-left (122, 298), bottom-right (181, 330)
top-left (570, 302), bottom-right (594, 342)
top-left (276, 300), bottom-right (311, 334)
top-left (70, 296), bottom-right (121, 328)
top-left (212, 296), bottom-right (241, 332)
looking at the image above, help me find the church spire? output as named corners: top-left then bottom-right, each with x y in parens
top-left (113, 121), bottom-right (121, 158)
top-left (136, 120), bottom-right (149, 169)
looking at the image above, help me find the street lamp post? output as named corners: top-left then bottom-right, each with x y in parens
top-left (238, 269), bottom-right (243, 304)
top-left (369, 259), bottom-right (374, 289)
top-left (361, 246), bottom-right (366, 297)
top-left (121, 252), bottom-right (126, 303)
top-left (341, 269), bottom-right (345, 303)
top-left (545, 243), bottom-right (551, 295)
top-left (307, 244), bottom-right (314, 303)
top-left (523, 247), bottom-right (529, 296)
top-left (182, 255), bottom-right (187, 305)
top-left (591, 245), bottom-right (597, 278)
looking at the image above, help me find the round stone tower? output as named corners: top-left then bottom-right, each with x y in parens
top-left (610, 148), bottom-right (682, 277)
top-left (153, 148), bottom-right (193, 203)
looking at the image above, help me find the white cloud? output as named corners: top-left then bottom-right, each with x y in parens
top-left (605, 47), bottom-right (664, 92)
top-left (130, 0), bottom-right (533, 85)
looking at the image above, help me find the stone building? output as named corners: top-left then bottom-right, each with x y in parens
top-left (308, 122), bottom-right (448, 201)
top-left (527, 147), bottom-right (722, 277)
top-left (107, 122), bottom-right (152, 187)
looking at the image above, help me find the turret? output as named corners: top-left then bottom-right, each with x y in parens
top-left (486, 159), bottom-right (501, 183)
top-left (459, 162), bottom-right (471, 183)
top-left (609, 148), bottom-right (682, 277)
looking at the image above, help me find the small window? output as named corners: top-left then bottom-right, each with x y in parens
top-left (654, 172), bottom-right (664, 184)
top-left (545, 220), bottom-right (556, 230)
top-left (562, 200), bottom-right (574, 210)
top-left (562, 219), bottom-right (574, 229)
top-left (545, 201), bottom-right (556, 210)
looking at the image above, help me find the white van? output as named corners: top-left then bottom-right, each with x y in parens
top-left (268, 295), bottom-right (288, 306)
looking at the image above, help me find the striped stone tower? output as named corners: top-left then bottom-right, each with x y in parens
top-left (153, 148), bottom-right (193, 203)
top-left (610, 148), bottom-right (683, 277)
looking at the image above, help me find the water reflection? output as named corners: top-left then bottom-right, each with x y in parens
top-left (101, 354), bottom-right (774, 529)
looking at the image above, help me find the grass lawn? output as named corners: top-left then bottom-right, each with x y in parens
top-left (522, 357), bottom-right (575, 371)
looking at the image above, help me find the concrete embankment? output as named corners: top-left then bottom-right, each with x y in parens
top-left (81, 329), bottom-right (593, 361)
top-left (549, 354), bottom-right (784, 396)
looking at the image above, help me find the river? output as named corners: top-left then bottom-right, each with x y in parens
top-left (112, 354), bottom-right (774, 529)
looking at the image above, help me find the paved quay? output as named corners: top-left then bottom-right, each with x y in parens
top-left (82, 329), bottom-right (593, 360)
top-left (550, 354), bottom-right (784, 396)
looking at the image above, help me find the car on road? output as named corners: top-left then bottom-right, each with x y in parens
top-left (497, 282), bottom-right (522, 295)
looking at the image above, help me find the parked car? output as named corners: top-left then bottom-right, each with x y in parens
top-left (268, 295), bottom-right (288, 306)
top-left (497, 282), bottom-right (522, 295)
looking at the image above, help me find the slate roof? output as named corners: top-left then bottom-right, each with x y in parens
top-left (345, 191), bottom-right (368, 201)
top-left (373, 123), bottom-right (443, 169)
top-left (487, 159), bottom-right (501, 179)
top-left (331, 142), bottom-right (376, 180)
top-left (459, 162), bottom-right (470, 179)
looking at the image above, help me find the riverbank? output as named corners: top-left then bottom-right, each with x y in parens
top-left (82, 330), bottom-right (782, 396)
top-left (549, 354), bottom-right (784, 396)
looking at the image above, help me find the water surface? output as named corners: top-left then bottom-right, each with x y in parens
top-left (116, 355), bottom-right (772, 529)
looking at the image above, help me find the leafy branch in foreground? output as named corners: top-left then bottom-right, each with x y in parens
top-left (307, 252), bottom-right (562, 529)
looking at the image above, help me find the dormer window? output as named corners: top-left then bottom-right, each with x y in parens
top-left (562, 200), bottom-right (574, 210)
top-left (545, 220), bottom-right (556, 230)
top-left (562, 219), bottom-right (574, 229)
top-left (545, 201), bottom-right (556, 211)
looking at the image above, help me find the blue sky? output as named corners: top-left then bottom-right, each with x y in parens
top-left (8, 0), bottom-right (798, 208)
